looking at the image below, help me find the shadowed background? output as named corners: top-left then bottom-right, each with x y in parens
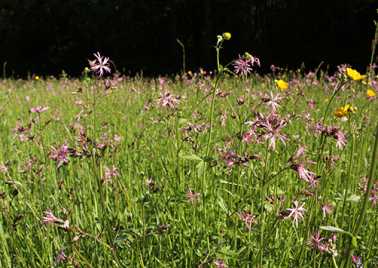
top-left (0, 0), bottom-right (376, 77)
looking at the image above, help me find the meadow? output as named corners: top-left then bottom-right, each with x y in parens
top-left (0, 38), bottom-right (377, 267)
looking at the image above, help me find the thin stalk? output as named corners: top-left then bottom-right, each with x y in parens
top-left (205, 74), bottom-right (221, 157)
top-left (340, 130), bottom-right (355, 226)
top-left (343, 123), bottom-right (378, 267)
top-left (317, 81), bottom-right (346, 163)
top-left (176, 39), bottom-right (186, 74)
top-left (354, 123), bottom-right (378, 233)
top-left (368, 18), bottom-right (378, 79)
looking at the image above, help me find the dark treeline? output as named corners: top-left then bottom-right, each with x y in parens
top-left (0, 0), bottom-right (376, 77)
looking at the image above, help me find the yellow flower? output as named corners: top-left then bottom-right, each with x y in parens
top-left (275, 79), bottom-right (289, 91)
top-left (344, 104), bottom-right (357, 113)
top-left (346, 68), bottom-right (366, 81)
top-left (334, 107), bottom-right (347, 118)
top-left (222, 32), bottom-right (232, 41)
top-left (334, 104), bottom-right (357, 118)
top-left (367, 88), bottom-right (376, 98)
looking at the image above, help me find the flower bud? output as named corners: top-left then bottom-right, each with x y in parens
top-left (222, 32), bottom-right (231, 40)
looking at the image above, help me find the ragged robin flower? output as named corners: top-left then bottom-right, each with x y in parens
top-left (346, 68), bottom-right (366, 81)
top-left (275, 79), bottom-right (289, 91)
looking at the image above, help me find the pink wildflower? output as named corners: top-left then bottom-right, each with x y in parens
top-left (0, 163), bottom-right (8, 173)
top-left (261, 92), bottom-right (282, 112)
top-left (186, 189), bottom-right (201, 204)
top-left (158, 77), bottom-right (166, 89)
top-left (55, 250), bottom-right (67, 264)
top-left (30, 106), bottom-right (48, 113)
top-left (233, 56), bottom-right (253, 76)
top-left (221, 151), bottom-right (251, 168)
top-left (238, 211), bottom-right (256, 231)
top-left (242, 129), bottom-right (256, 143)
top-left (291, 164), bottom-right (316, 183)
top-left (321, 203), bottom-right (334, 217)
top-left (308, 231), bottom-right (327, 253)
top-left (308, 231), bottom-right (338, 255)
top-left (42, 210), bottom-right (61, 225)
top-left (158, 92), bottom-right (180, 109)
top-left (233, 54), bottom-right (260, 76)
top-left (42, 209), bottom-right (69, 229)
top-left (313, 123), bottom-right (347, 149)
top-left (330, 127), bottom-right (347, 149)
top-left (286, 201), bottom-right (305, 225)
top-left (307, 99), bottom-right (316, 109)
top-left (88, 52), bottom-right (111, 77)
top-left (49, 144), bottom-right (70, 168)
top-left (214, 259), bottom-right (227, 268)
top-left (351, 256), bottom-right (363, 268)
top-left (102, 165), bottom-right (120, 184)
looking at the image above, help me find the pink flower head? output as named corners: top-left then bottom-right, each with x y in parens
top-left (0, 163), bottom-right (8, 173)
top-left (261, 92), bottom-right (282, 112)
top-left (351, 256), bottom-right (363, 268)
top-left (291, 164), bottom-right (316, 183)
top-left (233, 56), bottom-right (253, 76)
top-left (186, 189), bottom-right (200, 204)
top-left (158, 77), bottom-right (166, 89)
top-left (55, 250), bottom-right (67, 264)
top-left (313, 123), bottom-right (347, 149)
top-left (30, 106), bottom-right (49, 113)
top-left (238, 211), bottom-right (256, 231)
top-left (42, 210), bottom-right (61, 225)
top-left (88, 52), bottom-right (111, 77)
top-left (233, 54), bottom-right (260, 76)
top-left (259, 113), bottom-right (287, 150)
top-left (158, 92), bottom-right (180, 109)
top-left (286, 201), bottom-right (305, 225)
top-left (289, 146), bottom-right (306, 162)
top-left (308, 231), bottom-right (327, 252)
top-left (321, 203), bottom-right (334, 217)
top-left (307, 99), bottom-right (316, 109)
top-left (221, 151), bottom-right (250, 168)
top-left (49, 143), bottom-right (70, 168)
top-left (369, 188), bottom-right (378, 207)
top-left (102, 165), bottom-right (120, 183)
top-left (42, 209), bottom-right (69, 229)
top-left (214, 259), bottom-right (227, 268)
top-left (329, 127), bottom-right (347, 149)
top-left (242, 128), bottom-right (256, 143)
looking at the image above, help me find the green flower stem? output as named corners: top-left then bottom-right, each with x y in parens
top-left (354, 123), bottom-right (378, 233)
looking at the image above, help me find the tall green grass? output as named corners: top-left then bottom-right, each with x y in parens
top-left (0, 71), bottom-right (377, 267)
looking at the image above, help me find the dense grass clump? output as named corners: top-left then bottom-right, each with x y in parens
top-left (0, 67), bottom-right (377, 267)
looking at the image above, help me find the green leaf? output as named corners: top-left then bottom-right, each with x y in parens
top-left (217, 197), bottom-right (229, 213)
top-left (320, 226), bottom-right (354, 238)
top-left (351, 236), bottom-right (358, 248)
top-left (179, 153), bottom-right (202, 162)
top-left (178, 118), bottom-right (188, 125)
top-left (346, 194), bottom-right (360, 202)
top-left (196, 161), bottom-right (206, 177)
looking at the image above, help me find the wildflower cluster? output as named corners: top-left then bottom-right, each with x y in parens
top-left (308, 231), bottom-right (338, 256)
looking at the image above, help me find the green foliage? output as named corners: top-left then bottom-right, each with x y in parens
top-left (0, 69), bottom-right (377, 266)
